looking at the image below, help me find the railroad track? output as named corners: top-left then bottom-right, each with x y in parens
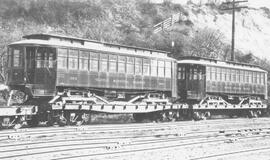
top-left (1, 127), bottom-right (268, 160)
top-left (0, 119), bottom-right (269, 141)
top-left (1, 118), bottom-right (270, 159)
top-left (0, 117), bottom-right (267, 137)
top-left (1, 124), bottom-right (270, 160)
top-left (1, 126), bottom-right (269, 152)
top-left (0, 116), bottom-right (267, 132)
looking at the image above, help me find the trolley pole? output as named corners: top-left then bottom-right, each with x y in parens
top-left (220, 0), bottom-right (248, 61)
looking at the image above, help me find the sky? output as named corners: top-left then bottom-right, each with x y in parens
top-left (245, 0), bottom-right (270, 8)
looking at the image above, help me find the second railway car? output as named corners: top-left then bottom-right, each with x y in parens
top-left (178, 57), bottom-right (267, 119)
top-left (1, 34), bottom-right (268, 127)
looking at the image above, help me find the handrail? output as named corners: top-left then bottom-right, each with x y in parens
top-left (153, 12), bottom-right (187, 34)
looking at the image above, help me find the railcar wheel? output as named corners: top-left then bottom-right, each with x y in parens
top-left (193, 112), bottom-right (202, 121)
top-left (253, 111), bottom-right (258, 118)
top-left (57, 114), bottom-right (68, 126)
top-left (161, 111), bottom-right (177, 122)
top-left (256, 110), bottom-right (262, 117)
top-left (82, 113), bottom-right (91, 125)
top-left (247, 110), bottom-right (254, 118)
top-left (204, 111), bottom-right (211, 119)
top-left (58, 118), bottom-right (67, 126)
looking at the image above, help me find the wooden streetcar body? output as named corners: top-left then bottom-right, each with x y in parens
top-left (178, 57), bottom-right (267, 119)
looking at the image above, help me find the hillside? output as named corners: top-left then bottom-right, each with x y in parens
top-left (183, 1), bottom-right (270, 60)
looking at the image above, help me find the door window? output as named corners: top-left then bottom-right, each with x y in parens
top-left (13, 48), bottom-right (23, 67)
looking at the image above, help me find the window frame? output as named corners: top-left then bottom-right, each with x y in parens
top-left (109, 54), bottom-right (117, 73)
top-left (158, 60), bottom-right (165, 78)
top-left (143, 58), bottom-right (150, 76)
top-left (57, 48), bottom-right (68, 69)
top-left (99, 53), bottom-right (108, 72)
top-left (79, 50), bottom-right (89, 71)
top-left (135, 57), bottom-right (143, 75)
top-left (90, 52), bottom-right (99, 72)
top-left (151, 59), bottom-right (157, 77)
top-left (127, 56), bottom-right (135, 74)
top-left (118, 55), bottom-right (126, 73)
top-left (68, 49), bottom-right (79, 70)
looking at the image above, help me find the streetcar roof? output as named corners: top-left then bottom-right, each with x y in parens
top-left (23, 33), bottom-right (169, 54)
top-left (177, 59), bottom-right (267, 73)
top-left (10, 34), bottom-right (173, 60)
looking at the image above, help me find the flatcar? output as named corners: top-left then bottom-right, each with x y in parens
top-left (0, 34), bottom-right (268, 127)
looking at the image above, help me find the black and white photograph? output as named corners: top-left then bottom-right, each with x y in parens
top-left (0, 0), bottom-right (270, 159)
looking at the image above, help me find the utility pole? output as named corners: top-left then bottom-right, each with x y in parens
top-left (220, 0), bottom-right (248, 61)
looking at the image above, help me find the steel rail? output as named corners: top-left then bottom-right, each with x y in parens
top-left (54, 133), bottom-right (270, 160)
top-left (1, 125), bottom-right (269, 152)
top-left (0, 127), bottom-right (269, 159)
top-left (0, 117), bottom-right (267, 134)
top-left (0, 117), bottom-right (267, 138)
top-left (1, 120), bottom-right (269, 145)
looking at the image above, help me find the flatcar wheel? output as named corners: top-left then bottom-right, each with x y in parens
top-left (247, 110), bottom-right (254, 118)
top-left (256, 110), bottom-right (262, 117)
top-left (204, 111), bottom-right (211, 119)
top-left (57, 114), bottom-right (68, 126)
top-left (162, 111), bottom-right (176, 122)
top-left (193, 112), bottom-right (201, 121)
top-left (58, 118), bottom-right (67, 126)
top-left (82, 113), bottom-right (91, 125)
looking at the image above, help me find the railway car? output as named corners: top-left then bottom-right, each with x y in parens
top-left (4, 33), bottom-right (183, 126)
top-left (1, 34), bottom-right (268, 127)
top-left (177, 56), bottom-right (268, 119)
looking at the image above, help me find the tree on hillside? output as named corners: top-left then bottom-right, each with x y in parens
top-left (236, 52), bottom-right (256, 63)
top-left (148, 30), bottom-right (188, 59)
top-left (185, 27), bottom-right (225, 59)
